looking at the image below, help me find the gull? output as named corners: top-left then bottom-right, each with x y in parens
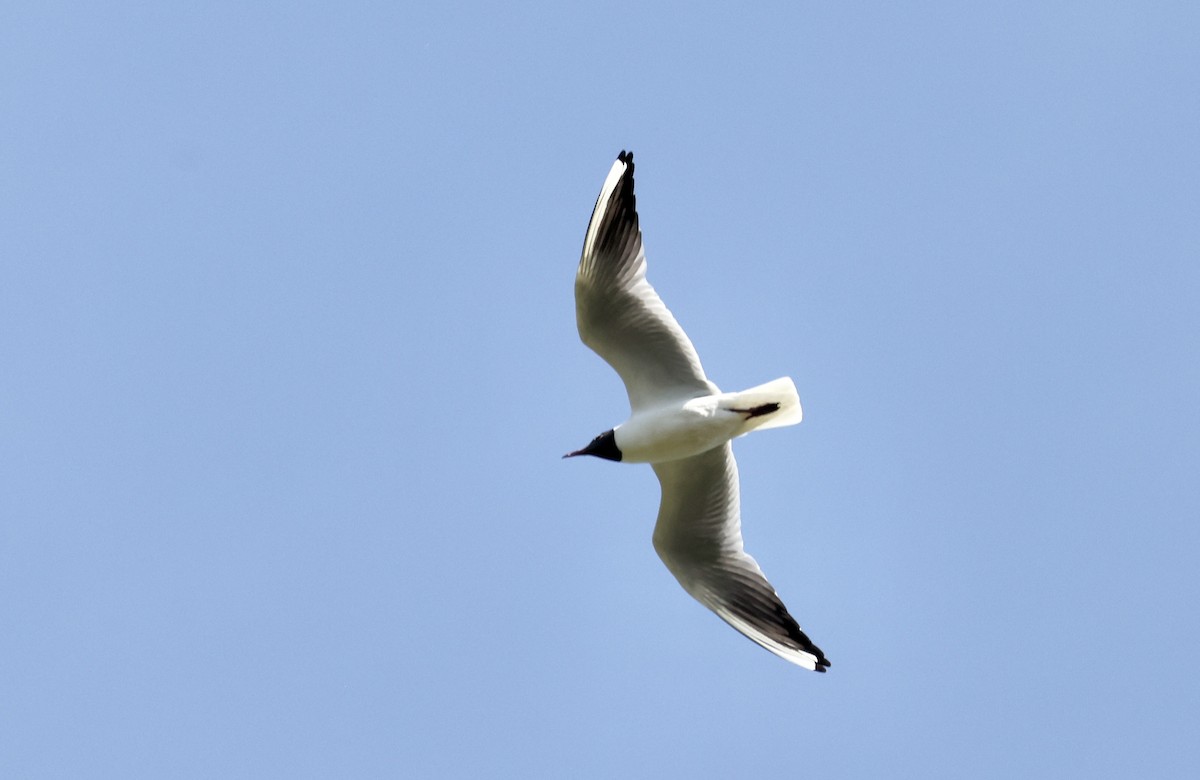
top-left (565, 151), bottom-right (829, 672)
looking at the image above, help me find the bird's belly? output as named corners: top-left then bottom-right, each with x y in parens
top-left (614, 401), bottom-right (738, 464)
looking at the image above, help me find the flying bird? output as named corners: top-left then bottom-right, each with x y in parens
top-left (565, 151), bottom-right (830, 672)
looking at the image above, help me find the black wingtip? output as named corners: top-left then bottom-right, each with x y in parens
top-left (617, 150), bottom-right (634, 169)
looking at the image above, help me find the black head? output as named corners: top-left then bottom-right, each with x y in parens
top-left (563, 429), bottom-right (622, 462)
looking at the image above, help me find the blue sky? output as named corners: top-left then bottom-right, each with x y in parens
top-left (3, 2), bottom-right (1198, 777)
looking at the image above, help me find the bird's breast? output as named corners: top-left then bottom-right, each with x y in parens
top-left (613, 398), bottom-right (741, 464)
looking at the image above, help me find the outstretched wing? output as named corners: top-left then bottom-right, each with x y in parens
top-left (651, 444), bottom-right (829, 671)
top-left (575, 151), bottom-right (716, 412)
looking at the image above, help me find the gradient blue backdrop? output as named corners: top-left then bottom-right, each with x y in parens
top-left (3, 2), bottom-right (1198, 777)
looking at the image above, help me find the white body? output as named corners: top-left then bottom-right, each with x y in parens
top-left (614, 377), bottom-right (803, 464)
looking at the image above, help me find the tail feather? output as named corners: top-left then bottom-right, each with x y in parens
top-left (727, 377), bottom-right (802, 433)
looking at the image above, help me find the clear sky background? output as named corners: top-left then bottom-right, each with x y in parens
top-left (3, 2), bottom-right (1198, 778)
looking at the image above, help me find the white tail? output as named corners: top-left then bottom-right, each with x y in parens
top-left (726, 376), bottom-right (803, 434)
